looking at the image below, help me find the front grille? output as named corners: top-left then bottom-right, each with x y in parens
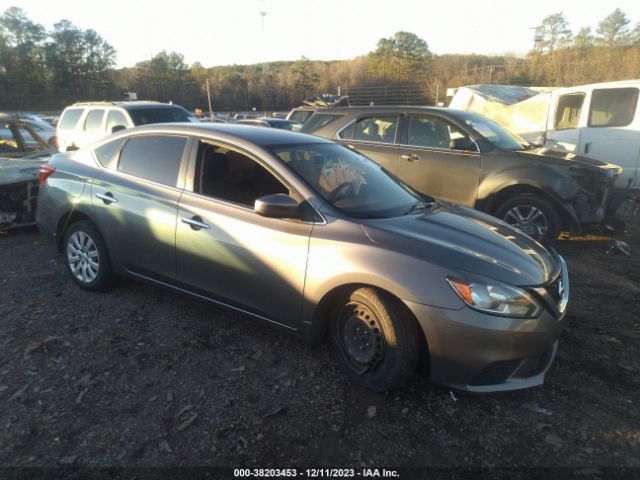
top-left (469, 359), bottom-right (523, 386)
top-left (546, 275), bottom-right (562, 306)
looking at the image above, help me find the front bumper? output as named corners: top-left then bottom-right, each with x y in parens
top-left (405, 258), bottom-right (568, 393)
top-left (405, 300), bottom-right (564, 392)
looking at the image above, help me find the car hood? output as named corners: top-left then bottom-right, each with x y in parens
top-left (515, 147), bottom-right (622, 174)
top-left (361, 202), bottom-right (559, 287)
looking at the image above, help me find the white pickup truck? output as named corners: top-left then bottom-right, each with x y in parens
top-left (450, 80), bottom-right (640, 191)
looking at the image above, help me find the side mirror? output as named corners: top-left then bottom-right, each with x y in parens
top-left (111, 125), bottom-right (126, 133)
top-left (255, 194), bottom-right (300, 218)
top-left (449, 137), bottom-right (477, 152)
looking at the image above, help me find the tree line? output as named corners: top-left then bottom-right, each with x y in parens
top-left (1, 6), bottom-right (639, 112)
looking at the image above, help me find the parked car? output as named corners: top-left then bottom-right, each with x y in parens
top-left (236, 117), bottom-right (302, 131)
top-left (285, 106), bottom-right (317, 124)
top-left (56, 101), bottom-right (198, 152)
top-left (302, 106), bottom-right (623, 242)
top-left (6, 113), bottom-right (57, 145)
top-left (0, 149), bottom-right (52, 230)
top-left (0, 116), bottom-right (51, 156)
top-left (37, 123), bottom-right (569, 392)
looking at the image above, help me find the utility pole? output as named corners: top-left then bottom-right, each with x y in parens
top-left (206, 78), bottom-right (213, 122)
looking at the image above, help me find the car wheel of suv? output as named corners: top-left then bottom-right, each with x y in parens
top-left (64, 221), bottom-right (113, 291)
top-left (495, 195), bottom-right (561, 243)
top-left (329, 287), bottom-right (421, 391)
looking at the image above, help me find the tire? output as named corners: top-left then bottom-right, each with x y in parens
top-left (329, 287), bottom-right (422, 392)
top-left (494, 195), bottom-right (561, 243)
top-left (63, 220), bottom-right (114, 291)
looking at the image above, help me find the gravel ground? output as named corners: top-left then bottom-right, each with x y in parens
top-left (0, 218), bottom-right (639, 477)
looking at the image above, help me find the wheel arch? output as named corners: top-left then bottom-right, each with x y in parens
top-left (303, 282), bottom-right (430, 369)
top-left (55, 209), bottom-right (94, 252)
top-left (482, 183), bottom-right (579, 231)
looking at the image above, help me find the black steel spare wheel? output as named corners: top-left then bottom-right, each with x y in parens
top-left (340, 302), bottom-right (386, 373)
top-left (330, 287), bottom-right (421, 391)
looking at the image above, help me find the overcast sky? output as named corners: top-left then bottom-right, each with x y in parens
top-left (3, 0), bottom-right (640, 68)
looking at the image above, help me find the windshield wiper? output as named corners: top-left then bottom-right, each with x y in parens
top-left (404, 201), bottom-right (431, 215)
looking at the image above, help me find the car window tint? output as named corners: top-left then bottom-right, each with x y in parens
top-left (588, 88), bottom-right (639, 127)
top-left (303, 114), bottom-right (343, 133)
top-left (118, 135), bottom-right (187, 186)
top-left (338, 121), bottom-right (356, 140)
top-left (95, 138), bottom-right (127, 167)
top-left (128, 106), bottom-right (192, 125)
top-left (290, 110), bottom-right (313, 123)
top-left (555, 93), bottom-right (585, 129)
top-left (58, 108), bottom-right (83, 130)
top-left (106, 111), bottom-right (129, 133)
top-left (195, 141), bottom-right (288, 208)
top-left (408, 116), bottom-right (465, 149)
top-left (352, 116), bottom-right (399, 144)
top-left (84, 110), bottom-right (105, 132)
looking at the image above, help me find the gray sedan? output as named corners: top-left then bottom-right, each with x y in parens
top-left (36, 124), bottom-right (569, 392)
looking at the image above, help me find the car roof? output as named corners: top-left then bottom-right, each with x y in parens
top-left (314, 105), bottom-right (470, 116)
top-left (68, 102), bottom-right (184, 111)
top-left (121, 122), bottom-right (332, 147)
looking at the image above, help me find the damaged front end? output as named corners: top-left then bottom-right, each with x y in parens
top-left (568, 162), bottom-right (638, 234)
top-left (0, 158), bottom-right (44, 231)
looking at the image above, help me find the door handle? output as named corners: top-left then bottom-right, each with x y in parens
top-left (401, 154), bottom-right (421, 162)
top-left (96, 192), bottom-right (118, 204)
top-left (584, 142), bottom-right (592, 154)
top-left (182, 216), bottom-right (210, 230)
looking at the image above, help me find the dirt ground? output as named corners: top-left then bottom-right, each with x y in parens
top-left (0, 217), bottom-right (639, 478)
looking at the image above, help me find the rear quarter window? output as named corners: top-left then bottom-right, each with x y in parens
top-left (95, 138), bottom-right (128, 167)
top-left (58, 108), bottom-right (84, 130)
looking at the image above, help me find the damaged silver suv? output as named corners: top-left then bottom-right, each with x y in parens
top-left (302, 107), bottom-right (624, 242)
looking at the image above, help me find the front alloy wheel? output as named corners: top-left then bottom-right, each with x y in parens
top-left (495, 195), bottom-right (561, 243)
top-left (503, 205), bottom-right (549, 238)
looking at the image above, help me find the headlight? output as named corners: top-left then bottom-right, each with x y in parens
top-left (446, 277), bottom-right (541, 318)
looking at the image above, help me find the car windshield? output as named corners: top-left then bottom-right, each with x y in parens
top-left (270, 143), bottom-right (428, 218)
top-left (458, 112), bottom-right (530, 151)
top-left (128, 106), bottom-right (194, 125)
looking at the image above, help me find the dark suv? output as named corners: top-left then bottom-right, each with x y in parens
top-left (302, 106), bottom-right (622, 242)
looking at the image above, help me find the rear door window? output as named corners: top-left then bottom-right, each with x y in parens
top-left (407, 116), bottom-right (467, 149)
top-left (84, 109), bottom-right (105, 132)
top-left (58, 108), bottom-right (84, 130)
top-left (118, 135), bottom-right (187, 187)
top-left (555, 93), bottom-right (585, 129)
top-left (344, 116), bottom-right (399, 144)
top-left (588, 88), bottom-right (639, 127)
